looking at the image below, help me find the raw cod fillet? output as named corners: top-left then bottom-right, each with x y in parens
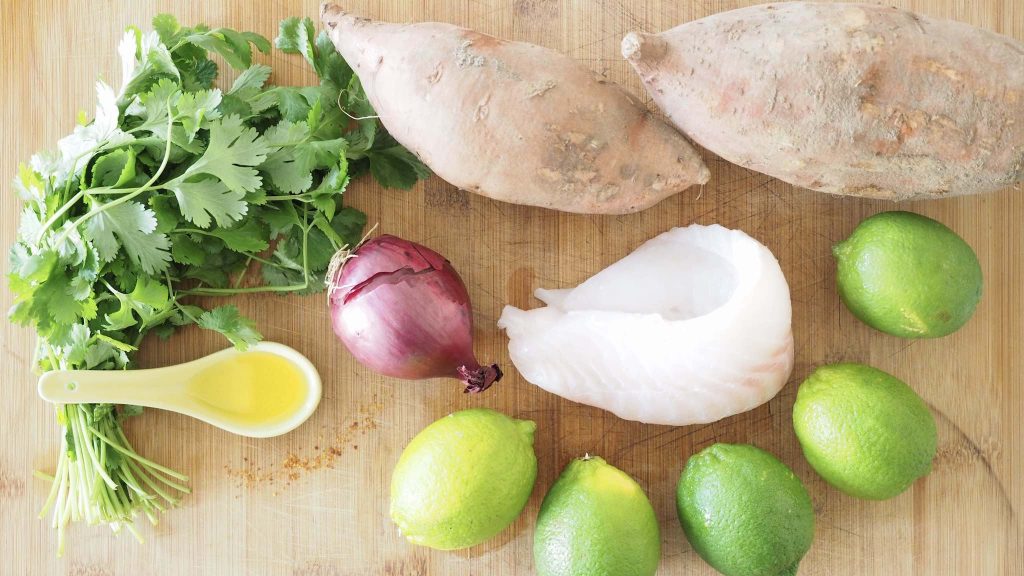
top-left (498, 225), bottom-right (794, 426)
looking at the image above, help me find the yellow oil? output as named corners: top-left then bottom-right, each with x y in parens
top-left (186, 352), bottom-right (307, 427)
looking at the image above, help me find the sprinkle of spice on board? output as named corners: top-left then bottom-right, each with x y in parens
top-left (225, 396), bottom-right (383, 490)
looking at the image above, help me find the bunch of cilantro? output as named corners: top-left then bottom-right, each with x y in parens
top-left (7, 14), bottom-right (427, 554)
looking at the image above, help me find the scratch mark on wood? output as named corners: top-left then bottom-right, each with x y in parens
top-left (928, 401), bottom-right (1015, 519)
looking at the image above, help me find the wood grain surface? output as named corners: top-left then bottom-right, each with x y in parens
top-left (1, 1), bottom-right (1022, 574)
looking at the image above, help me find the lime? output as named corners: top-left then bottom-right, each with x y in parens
top-left (390, 408), bottom-right (538, 550)
top-left (534, 455), bottom-right (660, 576)
top-left (793, 363), bottom-right (937, 500)
top-left (833, 210), bottom-right (982, 338)
top-left (676, 443), bottom-right (814, 576)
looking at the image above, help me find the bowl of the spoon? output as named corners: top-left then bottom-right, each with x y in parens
top-left (38, 342), bottom-right (322, 438)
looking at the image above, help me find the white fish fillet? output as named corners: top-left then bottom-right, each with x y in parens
top-left (498, 224), bottom-right (794, 426)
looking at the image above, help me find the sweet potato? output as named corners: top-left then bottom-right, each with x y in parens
top-left (622, 2), bottom-right (1024, 200)
top-left (321, 4), bottom-right (709, 214)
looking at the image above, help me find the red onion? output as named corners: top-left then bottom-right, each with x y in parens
top-left (327, 234), bottom-right (502, 393)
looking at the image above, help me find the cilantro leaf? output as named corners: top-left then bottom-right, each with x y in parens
top-left (61, 324), bottom-right (94, 366)
top-left (170, 235), bottom-right (206, 266)
top-left (247, 88), bottom-right (279, 115)
top-left (275, 17), bottom-right (318, 72)
top-left (104, 302), bottom-right (137, 331)
top-left (84, 201), bottom-right (171, 274)
top-left (260, 120), bottom-right (347, 194)
top-left (13, 163), bottom-right (46, 208)
top-left (210, 219), bottom-right (269, 253)
top-left (149, 195), bottom-right (183, 234)
top-left (329, 207), bottom-right (368, 249)
top-left (303, 138), bottom-right (347, 170)
top-left (260, 120), bottom-right (318, 193)
top-left (228, 64), bottom-right (272, 98)
top-left (262, 118), bottom-right (309, 147)
top-left (33, 271), bottom-right (86, 326)
top-left (276, 19), bottom-right (351, 90)
top-left (261, 202), bottom-right (300, 237)
top-left (168, 178), bottom-right (248, 228)
top-left (262, 151), bottom-right (314, 193)
top-left (175, 89), bottom-right (223, 141)
top-left (308, 162), bottom-right (350, 220)
top-left (13, 253), bottom-right (58, 290)
top-left (242, 31), bottom-right (271, 54)
top-left (184, 29), bottom-right (270, 71)
top-left (90, 148), bottom-right (137, 188)
top-left (272, 87), bottom-right (312, 122)
top-left (367, 146), bottom-right (430, 190)
top-left (185, 33), bottom-right (248, 70)
top-left (152, 13), bottom-right (181, 44)
top-left (126, 78), bottom-right (181, 135)
top-left (119, 29), bottom-right (179, 98)
top-left (197, 305), bottom-right (261, 350)
top-left (179, 115), bottom-right (274, 193)
top-left (182, 57), bottom-right (219, 91)
top-left (127, 275), bottom-right (169, 309)
top-left (314, 31), bottom-right (352, 90)
top-left (104, 276), bottom-right (169, 330)
top-left (218, 29), bottom-right (254, 68)
top-left (17, 206), bottom-right (42, 244)
top-left (340, 75), bottom-right (378, 154)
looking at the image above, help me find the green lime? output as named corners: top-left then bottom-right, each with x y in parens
top-left (390, 408), bottom-right (538, 550)
top-left (833, 210), bottom-right (982, 338)
top-left (534, 455), bottom-right (660, 576)
top-left (676, 443), bottom-right (814, 576)
top-left (793, 363), bottom-right (937, 500)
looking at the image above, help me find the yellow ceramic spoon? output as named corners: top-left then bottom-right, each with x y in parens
top-left (37, 342), bottom-right (321, 438)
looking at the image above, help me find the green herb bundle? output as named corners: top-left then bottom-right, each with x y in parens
top-left (7, 15), bottom-right (427, 554)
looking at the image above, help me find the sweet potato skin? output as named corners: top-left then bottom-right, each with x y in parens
top-left (623, 2), bottom-right (1024, 200)
top-left (321, 4), bottom-right (709, 214)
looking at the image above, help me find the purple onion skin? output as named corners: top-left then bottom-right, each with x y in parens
top-left (329, 235), bottom-right (501, 393)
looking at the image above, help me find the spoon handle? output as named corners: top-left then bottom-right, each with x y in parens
top-left (37, 368), bottom-right (185, 408)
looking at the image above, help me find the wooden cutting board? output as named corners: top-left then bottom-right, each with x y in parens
top-left (1, 1), bottom-right (1021, 574)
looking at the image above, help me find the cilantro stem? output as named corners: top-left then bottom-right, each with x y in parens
top-left (124, 523), bottom-right (146, 543)
top-left (44, 341), bottom-right (62, 371)
top-left (140, 307), bottom-right (177, 331)
top-left (301, 204), bottom-right (311, 287)
top-left (73, 406), bottom-right (118, 489)
top-left (36, 450), bottom-right (64, 519)
top-left (54, 102), bottom-right (176, 246)
top-left (172, 300), bottom-right (201, 324)
top-left (181, 283), bottom-right (308, 295)
top-left (78, 186), bottom-right (133, 195)
top-left (238, 253), bottom-right (283, 269)
top-left (35, 189), bottom-right (85, 244)
top-left (264, 194), bottom-right (315, 202)
top-left (123, 458), bottom-right (183, 504)
top-left (111, 425), bottom-right (190, 489)
top-left (87, 425), bottom-right (189, 481)
top-left (100, 279), bottom-right (122, 296)
top-left (233, 257), bottom-right (253, 288)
